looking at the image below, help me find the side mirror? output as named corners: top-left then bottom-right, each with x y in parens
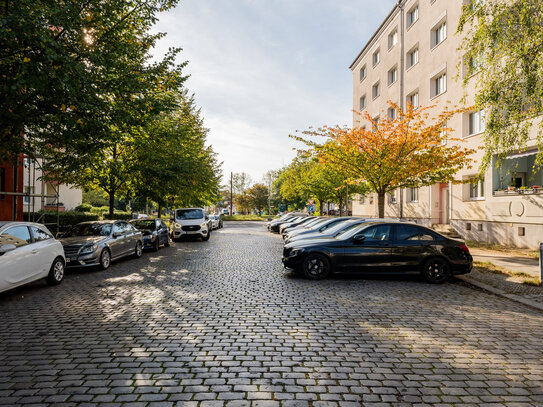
top-left (0, 244), bottom-right (17, 255)
top-left (353, 234), bottom-right (366, 244)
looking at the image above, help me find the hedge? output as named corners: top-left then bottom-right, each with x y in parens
top-left (23, 210), bottom-right (133, 233)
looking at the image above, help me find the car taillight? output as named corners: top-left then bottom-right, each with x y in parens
top-left (459, 244), bottom-right (470, 254)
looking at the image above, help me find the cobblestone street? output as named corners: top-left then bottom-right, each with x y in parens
top-left (0, 222), bottom-right (542, 406)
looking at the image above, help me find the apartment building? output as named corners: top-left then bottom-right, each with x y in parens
top-left (349, 0), bottom-right (543, 248)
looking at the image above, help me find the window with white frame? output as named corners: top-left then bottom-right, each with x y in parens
top-left (432, 72), bottom-right (447, 97)
top-left (359, 65), bottom-right (367, 81)
top-left (372, 49), bottom-right (380, 67)
top-left (388, 30), bottom-right (398, 49)
top-left (469, 177), bottom-right (485, 199)
top-left (372, 81), bottom-right (380, 99)
top-left (409, 187), bottom-right (419, 202)
top-left (359, 195), bottom-right (366, 204)
top-left (468, 110), bottom-right (485, 135)
top-left (407, 47), bottom-right (419, 68)
top-left (407, 91), bottom-right (419, 108)
top-left (23, 186), bottom-right (34, 205)
top-left (407, 5), bottom-right (419, 27)
top-left (440, 125), bottom-right (447, 145)
top-left (388, 66), bottom-right (397, 85)
top-left (387, 107), bottom-right (397, 120)
top-left (432, 21), bottom-right (447, 48)
top-left (389, 191), bottom-right (397, 204)
top-left (359, 95), bottom-right (366, 110)
top-left (372, 115), bottom-right (380, 131)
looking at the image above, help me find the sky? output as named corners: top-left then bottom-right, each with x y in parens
top-left (153, 0), bottom-right (397, 185)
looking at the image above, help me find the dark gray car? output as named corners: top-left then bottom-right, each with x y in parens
top-left (60, 220), bottom-right (143, 270)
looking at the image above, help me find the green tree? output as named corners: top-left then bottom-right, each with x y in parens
top-left (247, 183), bottom-right (269, 214)
top-left (457, 0), bottom-right (543, 168)
top-left (1, 0), bottom-right (184, 167)
top-left (133, 93), bottom-right (221, 217)
top-left (234, 193), bottom-right (251, 215)
top-left (232, 172), bottom-right (252, 196)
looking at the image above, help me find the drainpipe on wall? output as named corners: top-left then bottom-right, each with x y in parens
top-left (398, 0), bottom-right (405, 220)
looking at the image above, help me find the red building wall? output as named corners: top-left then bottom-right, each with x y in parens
top-left (0, 157), bottom-right (24, 221)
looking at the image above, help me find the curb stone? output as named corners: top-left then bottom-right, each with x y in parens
top-left (455, 275), bottom-right (543, 312)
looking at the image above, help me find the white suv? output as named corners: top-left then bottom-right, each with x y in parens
top-left (171, 208), bottom-right (210, 241)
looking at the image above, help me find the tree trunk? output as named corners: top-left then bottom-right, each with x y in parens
top-left (108, 191), bottom-right (115, 220)
top-left (377, 191), bottom-right (386, 218)
top-left (339, 197), bottom-right (343, 216)
top-left (319, 200), bottom-right (323, 215)
top-left (157, 203), bottom-right (162, 219)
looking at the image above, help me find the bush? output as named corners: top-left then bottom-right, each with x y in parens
top-left (24, 210), bottom-right (100, 234)
top-left (74, 203), bottom-right (92, 212)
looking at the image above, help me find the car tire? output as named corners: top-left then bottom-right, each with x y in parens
top-left (134, 241), bottom-right (143, 258)
top-left (153, 238), bottom-right (160, 252)
top-left (46, 257), bottom-right (65, 285)
top-left (165, 237), bottom-right (170, 247)
top-left (302, 253), bottom-right (331, 280)
top-left (100, 248), bottom-right (111, 270)
top-left (201, 232), bottom-right (210, 241)
top-left (422, 257), bottom-right (451, 284)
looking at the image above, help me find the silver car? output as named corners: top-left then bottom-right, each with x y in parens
top-left (59, 220), bottom-right (143, 270)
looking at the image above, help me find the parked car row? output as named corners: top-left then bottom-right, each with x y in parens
top-left (269, 214), bottom-right (473, 283)
top-left (0, 207), bottom-right (223, 294)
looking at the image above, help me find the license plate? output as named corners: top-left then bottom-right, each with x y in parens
top-left (66, 258), bottom-right (70, 263)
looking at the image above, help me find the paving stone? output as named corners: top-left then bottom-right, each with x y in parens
top-left (0, 222), bottom-right (541, 407)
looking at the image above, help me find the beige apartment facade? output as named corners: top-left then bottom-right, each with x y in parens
top-left (349, 0), bottom-right (543, 248)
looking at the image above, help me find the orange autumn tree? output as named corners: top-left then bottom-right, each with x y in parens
top-left (294, 102), bottom-right (476, 218)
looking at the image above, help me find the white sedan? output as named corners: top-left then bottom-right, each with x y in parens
top-left (0, 221), bottom-right (65, 293)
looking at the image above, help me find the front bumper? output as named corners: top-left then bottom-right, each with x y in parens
top-left (65, 251), bottom-right (101, 267)
top-left (173, 228), bottom-right (208, 238)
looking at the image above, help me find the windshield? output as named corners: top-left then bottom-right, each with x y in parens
top-left (176, 209), bottom-right (204, 220)
top-left (326, 221), bottom-right (363, 237)
top-left (306, 218), bottom-right (327, 229)
top-left (64, 223), bottom-right (112, 237)
top-left (335, 223), bottom-right (370, 240)
top-left (132, 220), bottom-right (155, 230)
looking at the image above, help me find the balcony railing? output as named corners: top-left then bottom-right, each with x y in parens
top-left (493, 187), bottom-right (543, 196)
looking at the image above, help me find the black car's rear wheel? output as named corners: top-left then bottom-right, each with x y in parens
top-left (302, 253), bottom-right (331, 280)
top-left (422, 257), bottom-right (451, 284)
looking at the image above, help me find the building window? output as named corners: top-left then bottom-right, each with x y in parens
top-left (23, 186), bottom-right (34, 205)
top-left (432, 72), bottom-right (447, 97)
top-left (432, 21), bottom-right (447, 48)
top-left (359, 95), bottom-right (366, 110)
top-left (409, 187), bottom-right (419, 202)
top-left (469, 178), bottom-right (485, 200)
top-left (360, 195), bottom-right (366, 204)
top-left (468, 110), bottom-right (485, 135)
top-left (407, 47), bottom-right (419, 68)
top-left (440, 125), bottom-right (447, 145)
top-left (407, 5), bottom-right (419, 27)
top-left (360, 65), bottom-right (367, 81)
top-left (389, 191), bottom-right (397, 204)
top-left (372, 49), bottom-right (380, 67)
top-left (388, 30), bottom-right (398, 49)
top-left (407, 91), bottom-right (419, 108)
top-left (387, 107), bottom-right (397, 120)
top-left (372, 81), bottom-right (380, 99)
top-left (388, 67), bottom-right (397, 85)
top-left (0, 167), bottom-right (5, 200)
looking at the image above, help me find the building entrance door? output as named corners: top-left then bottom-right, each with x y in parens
top-left (441, 187), bottom-right (450, 224)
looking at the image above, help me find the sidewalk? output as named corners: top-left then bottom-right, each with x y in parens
top-left (469, 247), bottom-right (540, 277)
top-left (458, 247), bottom-right (543, 311)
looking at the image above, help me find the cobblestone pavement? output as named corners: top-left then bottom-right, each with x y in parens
top-left (0, 221), bottom-right (542, 407)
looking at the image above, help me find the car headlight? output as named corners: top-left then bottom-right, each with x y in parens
top-left (175, 223), bottom-right (182, 229)
top-left (201, 222), bottom-right (207, 228)
top-left (80, 244), bottom-right (98, 254)
top-left (289, 248), bottom-right (304, 257)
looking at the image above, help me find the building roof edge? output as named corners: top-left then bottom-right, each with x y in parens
top-left (348, 1), bottom-right (404, 71)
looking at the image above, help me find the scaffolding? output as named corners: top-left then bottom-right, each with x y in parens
top-left (0, 156), bottom-right (60, 232)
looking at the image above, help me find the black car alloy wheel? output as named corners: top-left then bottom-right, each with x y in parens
top-left (422, 257), bottom-right (451, 284)
top-left (302, 253), bottom-right (331, 280)
top-left (135, 241), bottom-right (143, 258)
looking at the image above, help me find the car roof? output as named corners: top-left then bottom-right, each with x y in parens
top-left (78, 220), bottom-right (118, 224)
top-left (0, 221), bottom-right (50, 228)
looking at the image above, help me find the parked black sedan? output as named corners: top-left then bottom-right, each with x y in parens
top-left (282, 221), bottom-right (472, 283)
top-left (269, 214), bottom-right (306, 233)
top-left (130, 218), bottom-right (170, 251)
top-left (284, 218), bottom-right (367, 244)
